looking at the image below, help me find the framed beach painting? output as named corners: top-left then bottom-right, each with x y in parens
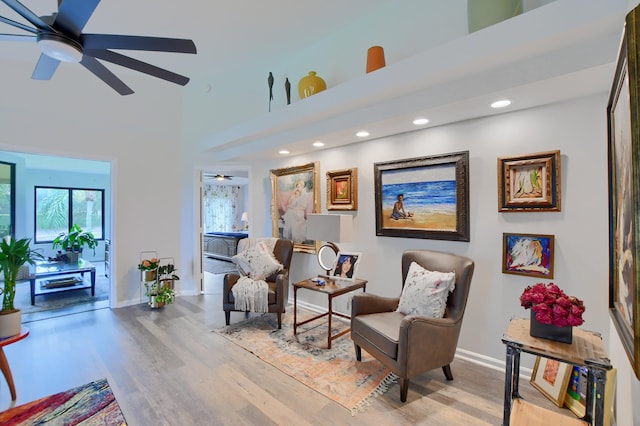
top-left (270, 162), bottom-right (320, 254)
top-left (608, 5), bottom-right (640, 380)
top-left (327, 168), bottom-right (358, 211)
top-left (498, 150), bottom-right (561, 212)
top-left (330, 251), bottom-right (362, 282)
top-left (502, 232), bottom-right (554, 279)
top-left (374, 151), bottom-right (470, 241)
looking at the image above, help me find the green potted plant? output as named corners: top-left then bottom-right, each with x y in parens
top-left (145, 281), bottom-right (175, 309)
top-left (52, 224), bottom-right (98, 263)
top-left (158, 263), bottom-right (180, 290)
top-left (0, 237), bottom-right (43, 338)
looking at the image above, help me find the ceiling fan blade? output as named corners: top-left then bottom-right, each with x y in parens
top-left (0, 32), bottom-right (35, 41)
top-left (31, 54), bottom-right (60, 80)
top-left (85, 49), bottom-right (190, 86)
top-left (0, 14), bottom-right (37, 33)
top-left (81, 34), bottom-right (196, 54)
top-left (80, 55), bottom-right (133, 95)
top-left (1, 0), bottom-right (54, 31)
top-left (54, 0), bottom-right (100, 37)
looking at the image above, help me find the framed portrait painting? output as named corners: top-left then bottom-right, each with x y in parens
top-left (502, 233), bottom-right (554, 279)
top-left (530, 357), bottom-right (572, 407)
top-left (270, 162), bottom-right (320, 254)
top-left (327, 168), bottom-right (357, 211)
top-left (607, 5), bottom-right (640, 380)
top-left (374, 151), bottom-right (470, 241)
top-left (497, 150), bottom-right (561, 212)
top-left (330, 251), bottom-right (362, 282)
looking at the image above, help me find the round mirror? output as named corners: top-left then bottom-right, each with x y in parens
top-left (317, 243), bottom-right (339, 275)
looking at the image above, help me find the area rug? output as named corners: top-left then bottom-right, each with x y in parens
top-left (204, 256), bottom-right (238, 275)
top-left (0, 378), bottom-right (127, 425)
top-left (214, 310), bottom-right (397, 414)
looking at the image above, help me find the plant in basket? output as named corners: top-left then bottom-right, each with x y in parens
top-left (520, 282), bottom-right (585, 343)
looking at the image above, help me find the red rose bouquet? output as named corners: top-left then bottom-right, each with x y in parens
top-left (520, 282), bottom-right (585, 327)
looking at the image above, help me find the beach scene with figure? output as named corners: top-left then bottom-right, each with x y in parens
top-left (381, 164), bottom-right (457, 230)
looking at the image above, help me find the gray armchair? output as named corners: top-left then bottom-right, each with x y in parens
top-left (223, 238), bottom-right (293, 328)
top-left (350, 249), bottom-right (474, 402)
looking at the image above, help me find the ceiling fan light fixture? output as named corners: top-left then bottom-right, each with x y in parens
top-left (37, 33), bottom-right (83, 63)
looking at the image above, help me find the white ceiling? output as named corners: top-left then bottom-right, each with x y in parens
top-left (0, 0), bottom-right (632, 164)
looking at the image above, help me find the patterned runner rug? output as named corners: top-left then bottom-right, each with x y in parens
top-left (0, 378), bottom-right (127, 425)
top-left (214, 309), bottom-right (396, 414)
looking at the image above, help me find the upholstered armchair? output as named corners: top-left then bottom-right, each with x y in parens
top-left (223, 238), bottom-right (293, 328)
top-left (350, 249), bottom-right (474, 402)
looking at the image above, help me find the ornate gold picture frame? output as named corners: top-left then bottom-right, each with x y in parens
top-left (326, 168), bottom-right (357, 211)
top-left (498, 150), bottom-right (561, 212)
top-left (270, 162), bottom-right (320, 254)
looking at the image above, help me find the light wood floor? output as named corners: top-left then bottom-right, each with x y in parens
top-left (1, 295), bottom-right (576, 425)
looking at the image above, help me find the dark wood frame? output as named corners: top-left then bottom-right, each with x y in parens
top-left (502, 232), bottom-right (554, 279)
top-left (607, 5), bottom-right (640, 380)
top-left (374, 151), bottom-right (470, 241)
top-left (326, 168), bottom-right (357, 211)
top-left (270, 162), bottom-right (320, 254)
top-left (497, 150), bottom-right (561, 212)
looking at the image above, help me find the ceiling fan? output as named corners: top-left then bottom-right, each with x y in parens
top-left (0, 0), bottom-right (196, 95)
top-left (211, 174), bottom-right (233, 181)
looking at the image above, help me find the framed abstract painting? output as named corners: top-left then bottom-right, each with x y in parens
top-left (502, 233), bottom-right (554, 279)
top-left (607, 5), bottom-right (640, 380)
top-left (270, 162), bottom-right (320, 254)
top-left (374, 151), bottom-right (470, 241)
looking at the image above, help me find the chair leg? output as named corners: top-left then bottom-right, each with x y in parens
top-left (277, 312), bottom-right (282, 329)
top-left (400, 377), bottom-right (409, 402)
top-left (244, 311), bottom-right (250, 320)
top-left (442, 364), bottom-right (453, 381)
top-left (354, 344), bottom-right (362, 361)
top-left (224, 311), bottom-right (231, 325)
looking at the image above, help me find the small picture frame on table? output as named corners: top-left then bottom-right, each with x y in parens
top-left (330, 251), bottom-right (362, 282)
top-left (530, 356), bottom-right (572, 407)
top-left (327, 168), bottom-right (358, 211)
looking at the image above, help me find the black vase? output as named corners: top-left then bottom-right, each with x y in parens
top-left (529, 310), bottom-right (573, 344)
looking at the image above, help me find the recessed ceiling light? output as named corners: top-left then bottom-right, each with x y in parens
top-left (356, 130), bottom-right (370, 138)
top-left (278, 150), bottom-right (290, 155)
top-left (491, 99), bottom-right (512, 108)
top-left (413, 118), bottom-right (429, 125)
top-left (312, 141), bottom-right (325, 147)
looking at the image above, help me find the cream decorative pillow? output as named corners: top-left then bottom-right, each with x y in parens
top-left (231, 241), bottom-right (283, 280)
top-left (397, 261), bottom-right (456, 318)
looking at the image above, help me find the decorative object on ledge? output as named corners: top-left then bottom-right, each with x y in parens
top-left (298, 71), bottom-right (326, 99)
top-left (467, 0), bottom-right (522, 33)
top-left (285, 78), bottom-right (291, 105)
top-left (326, 168), bottom-right (358, 211)
top-left (608, 4), bottom-right (640, 380)
top-left (268, 72), bottom-right (274, 112)
top-left (498, 150), bottom-right (561, 212)
top-left (502, 232), bottom-right (554, 278)
top-left (366, 46), bottom-right (385, 73)
top-left (374, 151), bottom-right (470, 241)
top-left (520, 282), bottom-right (585, 344)
top-left (270, 162), bottom-right (320, 253)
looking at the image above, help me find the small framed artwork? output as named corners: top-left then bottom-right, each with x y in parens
top-left (502, 232), bottom-right (554, 279)
top-left (530, 357), bottom-right (572, 407)
top-left (498, 150), bottom-right (561, 212)
top-left (564, 365), bottom-right (588, 417)
top-left (327, 168), bottom-right (358, 211)
top-left (330, 251), bottom-right (362, 282)
top-left (270, 162), bottom-right (320, 254)
top-left (374, 151), bottom-right (470, 241)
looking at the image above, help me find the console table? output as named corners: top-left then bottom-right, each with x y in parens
top-left (501, 317), bottom-right (611, 426)
top-left (293, 277), bottom-right (367, 349)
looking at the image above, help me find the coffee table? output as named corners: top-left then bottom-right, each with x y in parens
top-left (293, 277), bottom-right (367, 349)
top-left (28, 259), bottom-right (96, 305)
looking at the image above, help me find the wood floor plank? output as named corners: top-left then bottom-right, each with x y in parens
top-left (0, 294), bottom-right (577, 425)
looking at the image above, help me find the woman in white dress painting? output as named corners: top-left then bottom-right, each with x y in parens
top-left (282, 179), bottom-right (308, 243)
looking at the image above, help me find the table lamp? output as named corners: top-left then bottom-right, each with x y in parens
top-left (306, 214), bottom-right (353, 276)
top-left (240, 211), bottom-right (249, 230)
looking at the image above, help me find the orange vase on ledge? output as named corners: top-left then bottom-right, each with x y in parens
top-left (366, 46), bottom-right (385, 73)
top-left (298, 71), bottom-right (326, 99)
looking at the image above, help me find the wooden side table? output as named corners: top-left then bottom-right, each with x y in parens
top-left (0, 327), bottom-right (29, 401)
top-left (293, 277), bottom-right (367, 349)
top-left (501, 318), bottom-right (611, 426)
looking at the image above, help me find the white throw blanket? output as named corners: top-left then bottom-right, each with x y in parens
top-left (232, 276), bottom-right (269, 313)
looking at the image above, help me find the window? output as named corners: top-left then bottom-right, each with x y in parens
top-left (35, 186), bottom-right (104, 243)
top-left (0, 161), bottom-right (15, 239)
